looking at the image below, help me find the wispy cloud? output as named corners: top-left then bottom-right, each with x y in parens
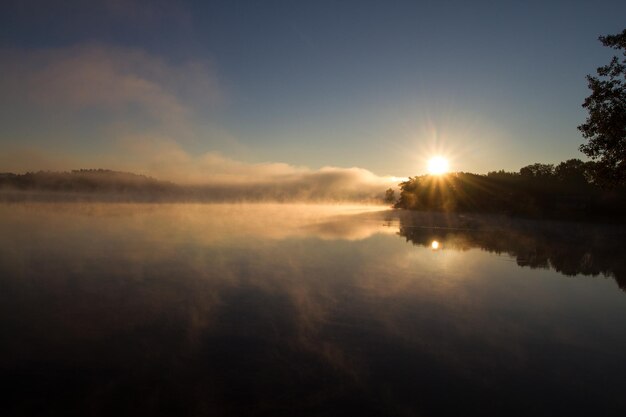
top-left (0, 44), bottom-right (220, 131)
top-left (112, 136), bottom-right (398, 199)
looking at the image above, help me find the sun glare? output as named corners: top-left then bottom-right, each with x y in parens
top-left (427, 156), bottom-right (449, 175)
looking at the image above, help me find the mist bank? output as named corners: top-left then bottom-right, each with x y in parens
top-left (0, 169), bottom-right (394, 203)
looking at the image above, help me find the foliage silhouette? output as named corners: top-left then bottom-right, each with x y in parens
top-left (384, 188), bottom-right (395, 204)
top-left (579, 28), bottom-right (626, 185)
top-left (394, 160), bottom-right (626, 220)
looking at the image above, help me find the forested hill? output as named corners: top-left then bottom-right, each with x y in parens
top-left (0, 170), bottom-right (177, 195)
top-left (0, 169), bottom-right (389, 202)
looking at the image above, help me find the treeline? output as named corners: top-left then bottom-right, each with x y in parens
top-left (0, 169), bottom-right (177, 194)
top-left (394, 159), bottom-right (626, 220)
top-left (0, 169), bottom-right (389, 202)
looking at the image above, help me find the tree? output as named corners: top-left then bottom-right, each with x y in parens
top-left (384, 188), bottom-right (396, 203)
top-left (554, 159), bottom-right (590, 184)
top-left (578, 29), bottom-right (626, 185)
top-left (519, 163), bottom-right (554, 178)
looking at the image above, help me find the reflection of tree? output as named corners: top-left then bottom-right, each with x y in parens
top-left (397, 213), bottom-right (626, 291)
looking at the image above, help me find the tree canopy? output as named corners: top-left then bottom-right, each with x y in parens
top-left (578, 29), bottom-right (626, 185)
top-left (394, 161), bottom-right (626, 220)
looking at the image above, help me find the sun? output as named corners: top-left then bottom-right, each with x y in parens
top-left (427, 156), bottom-right (449, 175)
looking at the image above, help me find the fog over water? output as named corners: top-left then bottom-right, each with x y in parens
top-left (0, 166), bottom-right (400, 203)
top-left (2, 203), bottom-right (626, 416)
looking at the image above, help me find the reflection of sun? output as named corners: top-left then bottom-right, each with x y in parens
top-left (427, 156), bottom-right (449, 175)
top-left (431, 240), bottom-right (440, 250)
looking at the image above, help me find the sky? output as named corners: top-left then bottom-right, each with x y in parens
top-left (1, 0), bottom-right (625, 183)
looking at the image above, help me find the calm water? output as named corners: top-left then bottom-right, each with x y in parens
top-left (1, 203), bottom-right (626, 416)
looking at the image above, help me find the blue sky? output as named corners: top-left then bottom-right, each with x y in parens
top-left (1, 0), bottom-right (625, 181)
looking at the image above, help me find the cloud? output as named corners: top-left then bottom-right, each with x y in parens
top-left (114, 135), bottom-right (309, 184)
top-left (109, 136), bottom-right (397, 200)
top-left (0, 43), bottom-right (221, 139)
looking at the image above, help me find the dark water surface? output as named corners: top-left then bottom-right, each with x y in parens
top-left (1, 203), bottom-right (626, 416)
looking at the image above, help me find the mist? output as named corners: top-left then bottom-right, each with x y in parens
top-left (0, 158), bottom-right (399, 203)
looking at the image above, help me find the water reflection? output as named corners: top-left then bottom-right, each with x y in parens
top-left (396, 211), bottom-right (626, 290)
top-left (1, 203), bottom-right (626, 416)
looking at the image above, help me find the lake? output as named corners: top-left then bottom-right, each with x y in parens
top-left (1, 203), bottom-right (626, 416)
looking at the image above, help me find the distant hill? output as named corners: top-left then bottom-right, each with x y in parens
top-left (0, 169), bottom-right (389, 202)
top-left (0, 169), bottom-right (183, 202)
top-left (0, 169), bottom-right (176, 193)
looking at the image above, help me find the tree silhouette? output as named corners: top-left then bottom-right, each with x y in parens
top-left (578, 29), bottom-right (626, 185)
top-left (554, 159), bottom-right (591, 184)
top-left (519, 163), bottom-right (555, 178)
top-left (384, 188), bottom-right (395, 203)
top-left (394, 165), bottom-right (626, 220)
